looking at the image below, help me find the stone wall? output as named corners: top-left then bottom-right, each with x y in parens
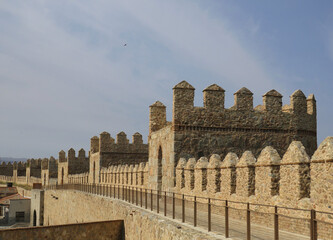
top-left (27, 159), bottom-right (41, 178)
top-left (310, 137), bottom-right (333, 214)
top-left (89, 152), bottom-right (100, 184)
top-left (31, 189), bottom-right (44, 226)
top-left (58, 159), bottom-right (68, 185)
top-left (148, 124), bottom-right (175, 192)
top-left (57, 148), bottom-right (89, 185)
top-left (16, 186), bottom-right (31, 198)
top-left (148, 81), bottom-right (317, 191)
top-left (171, 81), bottom-right (316, 159)
top-left (0, 220), bottom-right (124, 240)
top-left (171, 138), bottom-right (333, 239)
top-left (87, 131), bottom-right (148, 185)
top-left (60, 138), bottom-right (333, 238)
top-left (42, 190), bottom-right (222, 240)
top-left (172, 139), bottom-right (329, 205)
top-left (68, 172), bottom-right (89, 184)
top-left (91, 131), bottom-right (148, 167)
top-left (41, 157), bottom-right (58, 186)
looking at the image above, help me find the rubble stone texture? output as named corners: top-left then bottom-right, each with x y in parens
top-left (220, 152), bottom-right (238, 197)
top-left (148, 81), bottom-right (316, 192)
top-left (236, 151), bottom-right (256, 197)
top-left (207, 154), bottom-right (221, 194)
top-left (255, 146), bottom-right (281, 199)
top-left (280, 141), bottom-right (310, 201)
top-left (2, 81), bottom-right (333, 239)
top-left (184, 158), bottom-right (196, 191)
top-left (194, 157), bottom-right (208, 193)
top-left (89, 131), bottom-right (148, 184)
top-left (310, 137), bottom-right (333, 212)
top-left (175, 158), bottom-right (186, 190)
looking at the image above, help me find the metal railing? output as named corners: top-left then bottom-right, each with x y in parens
top-left (46, 184), bottom-right (333, 240)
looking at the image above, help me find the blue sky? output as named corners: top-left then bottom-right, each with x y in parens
top-left (0, 1), bottom-right (332, 158)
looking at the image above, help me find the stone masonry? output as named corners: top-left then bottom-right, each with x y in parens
top-left (148, 81), bottom-right (316, 191)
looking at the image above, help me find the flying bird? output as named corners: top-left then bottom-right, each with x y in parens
top-left (124, 43), bottom-right (127, 46)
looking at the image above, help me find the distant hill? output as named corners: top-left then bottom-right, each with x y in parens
top-left (0, 157), bottom-right (28, 163)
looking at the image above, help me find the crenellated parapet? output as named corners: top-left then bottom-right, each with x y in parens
top-left (68, 172), bottom-right (89, 184)
top-left (310, 137), bottom-right (333, 213)
top-left (171, 81), bottom-right (316, 117)
top-left (90, 132), bottom-right (147, 154)
top-left (27, 158), bottom-right (42, 178)
top-left (235, 151), bottom-right (256, 198)
top-left (41, 158), bottom-right (49, 170)
top-left (58, 148), bottom-right (89, 185)
top-left (149, 101), bottom-right (167, 135)
top-left (12, 161), bottom-right (26, 184)
top-left (255, 146), bottom-right (281, 199)
top-left (89, 131), bottom-right (148, 169)
top-left (96, 162), bottom-right (148, 188)
top-left (148, 81), bottom-right (317, 192)
top-left (41, 156), bottom-right (58, 186)
top-left (166, 81), bottom-right (316, 159)
top-left (171, 138), bottom-right (332, 212)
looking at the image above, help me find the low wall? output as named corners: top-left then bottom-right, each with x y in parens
top-left (43, 190), bottom-right (223, 240)
top-left (16, 186), bottom-right (31, 198)
top-left (0, 220), bottom-right (124, 240)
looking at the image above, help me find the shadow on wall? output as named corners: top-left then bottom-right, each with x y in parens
top-left (0, 220), bottom-right (125, 240)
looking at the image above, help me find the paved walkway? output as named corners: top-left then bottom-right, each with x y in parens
top-left (150, 197), bottom-right (310, 240)
top-left (89, 188), bottom-right (311, 240)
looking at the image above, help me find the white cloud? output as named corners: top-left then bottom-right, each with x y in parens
top-left (116, 0), bottom-right (274, 91)
top-left (0, 1), bottom-right (279, 157)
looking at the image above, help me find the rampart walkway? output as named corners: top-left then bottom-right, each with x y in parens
top-left (47, 184), bottom-right (332, 240)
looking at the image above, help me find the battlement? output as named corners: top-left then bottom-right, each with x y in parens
top-left (169, 81), bottom-right (315, 115)
top-left (88, 131), bottom-right (148, 177)
top-left (58, 148), bottom-right (89, 175)
top-left (41, 157), bottom-right (57, 171)
top-left (149, 101), bottom-right (167, 135)
top-left (27, 158), bottom-right (42, 168)
top-left (59, 150), bottom-right (66, 162)
top-left (41, 158), bottom-right (49, 170)
top-left (26, 158), bottom-right (42, 178)
top-left (172, 137), bottom-right (331, 203)
top-left (90, 131), bottom-right (147, 154)
top-left (149, 81), bottom-right (317, 158)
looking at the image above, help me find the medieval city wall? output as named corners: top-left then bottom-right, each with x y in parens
top-left (91, 131), bottom-right (148, 167)
top-left (27, 159), bottom-right (42, 178)
top-left (88, 131), bottom-right (148, 184)
top-left (147, 81), bottom-right (317, 192)
top-left (43, 189), bottom-right (222, 240)
top-left (68, 172), bottom-right (89, 184)
top-left (80, 137), bottom-right (333, 239)
top-left (57, 148), bottom-right (89, 185)
top-left (171, 82), bottom-right (316, 159)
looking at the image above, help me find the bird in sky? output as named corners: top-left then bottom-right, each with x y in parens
top-left (124, 43), bottom-right (127, 46)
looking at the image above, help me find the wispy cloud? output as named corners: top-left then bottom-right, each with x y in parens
top-left (1, 1), bottom-right (328, 157)
top-left (116, 1), bottom-right (274, 91)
